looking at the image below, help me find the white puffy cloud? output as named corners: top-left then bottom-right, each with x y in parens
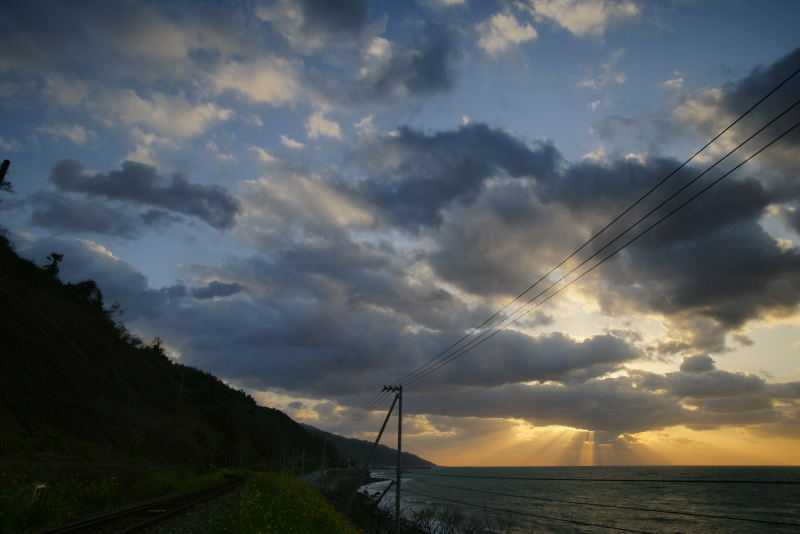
top-left (306, 111), bottom-right (343, 140)
top-left (477, 12), bottom-right (538, 56)
top-left (211, 58), bottom-right (300, 106)
top-left (43, 75), bottom-right (90, 108)
top-left (365, 37), bottom-right (393, 61)
top-left (662, 72), bottom-right (684, 90)
top-left (280, 135), bottom-right (305, 149)
top-left (96, 89), bottom-right (232, 138)
top-left (529, 0), bottom-right (639, 37)
top-left (37, 123), bottom-right (97, 145)
top-left (249, 146), bottom-right (277, 164)
top-left (123, 128), bottom-right (178, 167)
top-left (242, 171), bottom-right (373, 231)
top-left (578, 48), bottom-right (627, 89)
top-left (0, 136), bottom-right (21, 151)
top-left (355, 115), bottom-right (377, 138)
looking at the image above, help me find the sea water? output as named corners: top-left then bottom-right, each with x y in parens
top-left (363, 466), bottom-right (800, 533)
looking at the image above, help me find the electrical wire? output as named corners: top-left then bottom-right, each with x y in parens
top-left (404, 107), bottom-right (800, 386)
top-left (402, 468), bottom-right (800, 484)
top-left (403, 488), bottom-right (652, 533)
top-left (329, 389), bottom-right (391, 434)
top-left (394, 66), bottom-right (800, 387)
top-left (411, 477), bottom-right (800, 528)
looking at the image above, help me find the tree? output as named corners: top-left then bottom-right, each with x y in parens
top-left (44, 253), bottom-right (64, 276)
top-left (0, 159), bottom-right (12, 198)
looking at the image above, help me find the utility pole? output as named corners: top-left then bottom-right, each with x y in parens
top-left (381, 384), bottom-right (403, 534)
top-left (300, 446), bottom-right (305, 478)
top-left (344, 390), bottom-right (400, 517)
top-left (321, 436), bottom-right (326, 478)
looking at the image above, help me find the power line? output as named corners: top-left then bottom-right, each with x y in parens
top-left (393, 65), bottom-right (800, 387)
top-left (411, 478), bottom-right (800, 528)
top-left (329, 389), bottom-right (391, 434)
top-left (403, 105), bottom-right (800, 386)
top-left (339, 64), bottom-right (800, 439)
top-left (403, 469), bottom-right (800, 484)
top-left (403, 488), bottom-right (652, 534)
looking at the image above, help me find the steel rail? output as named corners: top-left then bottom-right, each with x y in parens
top-left (37, 474), bottom-right (243, 534)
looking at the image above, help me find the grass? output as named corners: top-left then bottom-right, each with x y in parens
top-left (1, 467), bottom-right (359, 534)
top-left (0, 464), bottom-right (225, 533)
top-left (206, 472), bottom-right (360, 534)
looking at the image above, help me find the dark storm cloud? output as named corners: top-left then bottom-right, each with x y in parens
top-left (431, 331), bottom-right (640, 388)
top-left (539, 156), bottom-right (681, 216)
top-left (676, 46), bottom-right (800, 186)
top-left (349, 123), bottom-right (559, 230)
top-left (15, 236), bottom-right (187, 321)
top-left (13, 231), bottom-right (798, 437)
top-left (50, 159), bottom-right (241, 230)
top-left (297, 0), bottom-right (368, 35)
top-left (589, 114), bottom-right (684, 155)
top-left (408, 378), bottom-right (693, 435)
top-left (14, 228), bottom-right (641, 399)
top-left (338, 113), bottom-right (800, 352)
top-left (409, 363), bottom-right (794, 436)
top-left (358, 25), bottom-right (462, 100)
top-left (595, 175), bottom-right (800, 341)
top-left (30, 192), bottom-right (141, 238)
top-left (0, 0), bottom-right (256, 80)
top-left (716, 46), bottom-right (800, 135)
top-left (592, 47), bottom-right (800, 165)
top-left (28, 192), bottom-right (183, 238)
top-left (654, 369), bottom-right (765, 399)
top-left (191, 280), bottom-right (243, 300)
top-left (679, 354), bottom-right (715, 373)
top-left (312, 23), bottom-right (465, 105)
top-left (781, 204), bottom-right (800, 234)
top-left (135, 237), bottom-right (641, 394)
top-left (768, 381), bottom-right (800, 399)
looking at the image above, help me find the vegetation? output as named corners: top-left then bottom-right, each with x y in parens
top-left (190, 472), bottom-right (360, 534)
top-left (0, 465), bottom-right (226, 533)
top-left (302, 424), bottom-right (436, 469)
top-left (0, 231), bottom-right (336, 468)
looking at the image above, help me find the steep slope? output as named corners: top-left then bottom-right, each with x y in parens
top-left (301, 424), bottom-right (436, 468)
top-left (0, 233), bottom-right (335, 468)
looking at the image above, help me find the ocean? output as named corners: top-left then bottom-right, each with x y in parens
top-left (362, 466), bottom-right (800, 533)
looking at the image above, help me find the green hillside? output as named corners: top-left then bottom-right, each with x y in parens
top-left (0, 232), bottom-right (335, 469)
top-left (302, 424), bottom-right (436, 469)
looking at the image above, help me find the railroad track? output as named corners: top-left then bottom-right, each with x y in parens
top-left (37, 475), bottom-right (244, 534)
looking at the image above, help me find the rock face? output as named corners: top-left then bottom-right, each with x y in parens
top-left (301, 423), bottom-right (436, 468)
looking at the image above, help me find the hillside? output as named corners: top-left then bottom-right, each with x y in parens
top-left (301, 424), bottom-right (436, 469)
top-left (0, 232), bottom-right (335, 468)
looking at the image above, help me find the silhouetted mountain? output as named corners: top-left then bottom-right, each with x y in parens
top-left (0, 233), bottom-right (336, 468)
top-left (301, 424), bottom-right (436, 469)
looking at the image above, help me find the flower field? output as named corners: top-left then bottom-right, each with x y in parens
top-left (211, 472), bottom-right (360, 534)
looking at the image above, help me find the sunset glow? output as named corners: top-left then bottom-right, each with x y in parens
top-left (2, 0), bottom-right (799, 467)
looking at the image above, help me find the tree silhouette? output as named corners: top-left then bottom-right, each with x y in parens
top-left (44, 253), bottom-right (64, 276)
top-left (0, 159), bottom-right (12, 195)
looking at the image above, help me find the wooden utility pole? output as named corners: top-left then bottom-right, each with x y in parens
top-left (344, 390), bottom-right (399, 517)
top-left (381, 384), bottom-right (403, 534)
top-left (321, 435), bottom-right (326, 477)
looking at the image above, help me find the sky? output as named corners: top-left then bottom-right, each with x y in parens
top-left (1, 0), bottom-right (799, 466)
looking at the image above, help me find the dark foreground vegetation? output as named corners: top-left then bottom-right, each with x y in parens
top-left (0, 465), bottom-right (226, 532)
top-left (0, 231), bottom-right (334, 468)
top-left (0, 226), bottom-right (453, 532)
top-left (302, 424), bottom-right (436, 469)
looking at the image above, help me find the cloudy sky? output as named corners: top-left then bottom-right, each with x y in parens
top-left (1, 0), bottom-right (799, 466)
